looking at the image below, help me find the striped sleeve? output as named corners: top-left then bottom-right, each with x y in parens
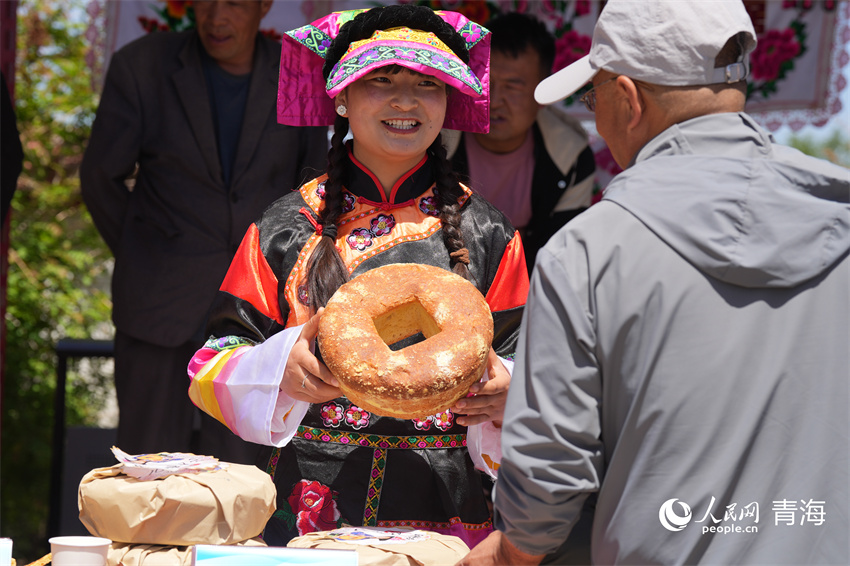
top-left (187, 326), bottom-right (310, 446)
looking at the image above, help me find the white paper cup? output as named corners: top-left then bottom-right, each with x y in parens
top-left (0, 538), bottom-right (12, 566)
top-left (49, 536), bottom-right (111, 566)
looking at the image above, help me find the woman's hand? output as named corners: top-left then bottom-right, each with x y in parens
top-left (451, 348), bottom-right (510, 427)
top-left (281, 308), bottom-right (341, 403)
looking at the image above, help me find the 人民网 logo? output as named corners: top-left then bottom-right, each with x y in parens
top-left (659, 498), bottom-right (692, 531)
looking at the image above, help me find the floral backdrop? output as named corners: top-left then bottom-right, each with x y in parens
top-left (84, 0), bottom-right (849, 187)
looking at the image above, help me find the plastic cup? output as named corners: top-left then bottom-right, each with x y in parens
top-left (0, 538), bottom-right (12, 566)
top-left (48, 536), bottom-right (111, 566)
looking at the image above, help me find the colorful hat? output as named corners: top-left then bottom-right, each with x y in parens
top-left (278, 9), bottom-right (491, 133)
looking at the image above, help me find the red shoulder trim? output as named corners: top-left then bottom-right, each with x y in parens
top-left (485, 231), bottom-right (529, 312)
top-left (220, 224), bottom-right (284, 325)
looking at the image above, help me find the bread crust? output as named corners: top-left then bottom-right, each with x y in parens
top-left (317, 263), bottom-right (494, 419)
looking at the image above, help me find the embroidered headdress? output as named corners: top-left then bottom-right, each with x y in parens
top-left (278, 7), bottom-right (491, 133)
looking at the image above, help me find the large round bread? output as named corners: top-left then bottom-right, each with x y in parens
top-left (317, 263), bottom-right (493, 419)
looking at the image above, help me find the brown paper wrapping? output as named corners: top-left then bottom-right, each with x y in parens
top-left (287, 530), bottom-right (470, 566)
top-left (106, 537), bottom-right (266, 566)
top-left (78, 463), bottom-right (276, 546)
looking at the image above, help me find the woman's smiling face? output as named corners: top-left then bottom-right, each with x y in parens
top-left (336, 66), bottom-right (447, 175)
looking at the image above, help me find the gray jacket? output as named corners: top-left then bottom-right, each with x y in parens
top-left (495, 112), bottom-right (850, 564)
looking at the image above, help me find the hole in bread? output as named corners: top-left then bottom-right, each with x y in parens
top-left (372, 300), bottom-right (441, 349)
top-left (388, 332), bottom-right (426, 351)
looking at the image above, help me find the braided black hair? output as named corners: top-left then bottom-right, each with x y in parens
top-left (306, 4), bottom-right (475, 312)
top-left (427, 134), bottom-right (474, 284)
top-left (307, 114), bottom-right (351, 310)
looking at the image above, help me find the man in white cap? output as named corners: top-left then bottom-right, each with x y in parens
top-left (458, 1), bottom-right (850, 564)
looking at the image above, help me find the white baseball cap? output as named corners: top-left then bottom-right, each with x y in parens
top-left (535, 0), bottom-right (757, 105)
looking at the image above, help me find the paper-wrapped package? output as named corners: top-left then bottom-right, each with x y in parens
top-left (78, 463), bottom-right (275, 546)
top-left (106, 537), bottom-right (266, 566)
top-left (287, 527), bottom-right (470, 566)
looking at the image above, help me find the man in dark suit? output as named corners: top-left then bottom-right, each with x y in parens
top-left (80, 1), bottom-right (328, 463)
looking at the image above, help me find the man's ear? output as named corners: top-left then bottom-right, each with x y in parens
top-left (260, 1), bottom-right (273, 19)
top-left (618, 76), bottom-right (644, 131)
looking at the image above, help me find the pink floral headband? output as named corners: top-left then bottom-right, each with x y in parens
top-left (277, 9), bottom-right (491, 133)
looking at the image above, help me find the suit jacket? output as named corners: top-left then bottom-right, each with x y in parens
top-left (81, 31), bottom-right (328, 346)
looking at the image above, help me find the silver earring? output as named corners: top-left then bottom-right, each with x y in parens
top-left (336, 104), bottom-right (347, 116)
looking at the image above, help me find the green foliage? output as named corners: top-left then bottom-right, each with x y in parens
top-left (788, 128), bottom-right (850, 168)
top-left (3, 0), bottom-right (112, 561)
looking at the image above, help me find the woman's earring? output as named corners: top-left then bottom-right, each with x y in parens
top-left (336, 104), bottom-right (347, 117)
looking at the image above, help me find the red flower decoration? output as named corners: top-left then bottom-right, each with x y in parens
top-left (575, 0), bottom-right (591, 17)
top-left (418, 195), bottom-right (440, 217)
top-left (138, 16), bottom-right (160, 34)
top-left (370, 213), bottom-right (396, 237)
top-left (140, 0), bottom-right (196, 33)
top-left (321, 403), bottom-right (344, 427)
top-left (413, 415), bottom-right (434, 430)
top-left (433, 0), bottom-right (491, 25)
top-left (434, 409), bottom-right (454, 431)
top-left (347, 227), bottom-right (374, 251)
top-left (287, 480), bottom-right (341, 536)
top-left (165, 0), bottom-right (192, 19)
top-left (345, 405), bottom-right (370, 430)
top-left (553, 30), bottom-right (592, 73)
top-left (750, 28), bottom-right (801, 82)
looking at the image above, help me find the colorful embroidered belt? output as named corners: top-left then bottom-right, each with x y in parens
top-left (295, 426), bottom-right (467, 449)
top-left (285, 426), bottom-right (466, 526)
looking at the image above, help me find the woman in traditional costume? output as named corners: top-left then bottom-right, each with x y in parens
top-left (187, 4), bottom-right (528, 547)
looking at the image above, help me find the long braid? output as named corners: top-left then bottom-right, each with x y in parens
top-left (306, 115), bottom-right (350, 311)
top-left (429, 134), bottom-right (476, 286)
